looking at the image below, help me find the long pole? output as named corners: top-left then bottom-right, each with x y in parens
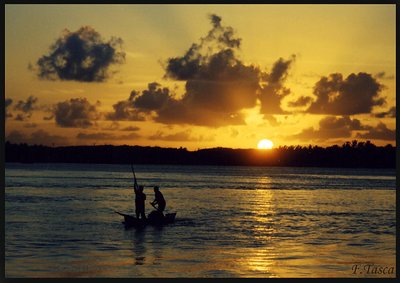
top-left (131, 163), bottom-right (137, 190)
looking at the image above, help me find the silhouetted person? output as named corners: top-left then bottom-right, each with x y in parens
top-left (151, 186), bottom-right (166, 213)
top-left (134, 185), bottom-right (146, 220)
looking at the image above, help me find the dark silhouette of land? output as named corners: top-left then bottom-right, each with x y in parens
top-left (4, 140), bottom-right (395, 168)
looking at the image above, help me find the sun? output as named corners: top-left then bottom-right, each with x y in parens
top-left (257, 139), bottom-right (274, 150)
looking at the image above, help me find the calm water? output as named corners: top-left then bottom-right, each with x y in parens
top-left (5, 163), bottom-right (396, 278)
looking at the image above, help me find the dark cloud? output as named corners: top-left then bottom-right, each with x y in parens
top-left (53, 98), bottom-right (101, 128)
top-left (6, 130), bottom-right (67, 146)
top-left (121, 126), bottom-right (140, 131)
top-left (356, 122), bottom-right (395, 141)
top-left (165, 14), bottom-right (242, 81)
top-left (14, 96), bottom-right (38, 113)
top-left (307, 72), bottom-right (385, 115)
top-left (374, 72), bottom-right (394, 80)
top-left (76, 131), bottom-right (140, 140)
top-left (154, 15), bottom-right (260, 126)
top-left (179, 49), bottom-right (261, 113)
top-left (5, 98), bottom-right (13, 119)
top-left (34, 26), bottom-right (125, 82)
top-left (14, 114), bottom-right (29, 121)
top-left (108, 79), bottom-right (250, 127)
top-left (206, 13), bottom-right (241, 49)
top-left (319, 116), bottom-right (364, 131)
top-left (259, 56), bottom-right (296, 115)
top-left (155, 99), bottom-right (247, 127)
top-left (108, 15), bottom-right (297, 127)
top-left (113, 15), bottom-right (284, 127)
top-left (165, 47), bottom-right (261, 121)
top-left (106, 91), bottom-right (146, 121)
top-left (98, 122), bottom-right (140, 132)
top-left (149, 129), bottom-right (210, 142)
top-left (288, 96), bottom-right (313, 108)
top-left (11, 96), bottom-right (38, 121)
top-left (374, 106), bottom-right (396, 118)
top-left (133, 82), bottom-right (172, 112)
top-left (290, 116), bottom-right (366, 141)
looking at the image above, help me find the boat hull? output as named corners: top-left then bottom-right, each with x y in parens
top-left (115, 211), bottom-right (176, 228)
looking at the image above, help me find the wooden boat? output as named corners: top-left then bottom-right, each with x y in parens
top-left (115, 210), bottom-right (176, 228)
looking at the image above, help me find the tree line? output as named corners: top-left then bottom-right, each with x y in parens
top-left (4, 140), bottom-right (396, 168)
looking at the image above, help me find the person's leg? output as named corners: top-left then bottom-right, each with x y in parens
top-left (159, 202), bottom-right (166, 212)
top-left (141, 210), bottom-right (146, 219)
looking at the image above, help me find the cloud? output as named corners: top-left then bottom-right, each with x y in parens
top-left (374, 71), bottom-right (394, 80)
top-left (356, 122), bottom-right (395, 141)
top-left (133, 82), bottom-right (173, 112)
top-left (6, 131), bottom-right (25, 143)
top-left (307, 72), bottom-right (385, 115)
top-left (156, 15), bottom-right (261, 126)
top-left (53, 98), bottom-right (101, 128)
top-left (14, 96), bottom-right (38, 112)
top-left (11, 96), bottom-right (38, 121)
top-left (105, 91), bottom-right (146, 121)
top-left (290, 116), bottom-right (366, 141)
top-left (374, 106), bottom-right (396, 118)
top-left (149, 129), bottom-right (212, 142)
top-left (106, 15), bottom-right (298, 127)
top-left (97, 121), bottom-right (140, 132)
top-left (288, 96), bottom-right (313, 108)
top-left (14, 114), bottom-right (29, 121)
top-left (5, 98), bottom-right (13, 119)
top-left (121, 126), bottom-right (140, 131)
top-left (164, 14), bottom-right (242, 81)
top-left (76, 131), bottom-right (140, 140)
top-left (318, 115), bottom-right (364, 131)
top-left (112, 15), bottom-right (296, 127)
top-left (34, 26), bottom-right (125, 82)
top-left (259, 55), bottom-right (296, 114)
top-left (6, 129), bottom-right (67, 146)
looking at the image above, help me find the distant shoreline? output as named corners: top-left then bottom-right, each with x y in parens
top-left (5, 141), bottom-right (395, 168)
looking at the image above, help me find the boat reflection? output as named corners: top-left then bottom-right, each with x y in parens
top-left (132, 228), bottom-right (146, 265)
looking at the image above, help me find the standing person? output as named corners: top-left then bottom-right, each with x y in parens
top-left (151, 186), bottom-right (166, 213)
top-left (134, 179), bottom-right (146, 220)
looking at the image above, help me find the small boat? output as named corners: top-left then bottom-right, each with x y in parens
top-left (115, 210), bottom-right (177, 229)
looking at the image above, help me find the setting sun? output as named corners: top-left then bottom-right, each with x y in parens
top-left (257, 139), bottom-right (274, 150)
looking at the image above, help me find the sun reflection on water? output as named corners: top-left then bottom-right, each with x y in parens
top-left (233, 182), bottom-right (279, 276)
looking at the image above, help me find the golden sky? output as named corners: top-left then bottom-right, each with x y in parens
top-left (5, 4), bottom-right (396, 150)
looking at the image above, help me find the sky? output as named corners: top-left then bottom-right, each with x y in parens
top-left (5, 4), bottom-right (396, 150)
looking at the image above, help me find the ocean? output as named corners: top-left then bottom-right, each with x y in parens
top-left (5, 163), bottom-right (396, 277)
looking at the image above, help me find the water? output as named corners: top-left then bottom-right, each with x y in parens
top-left (5, 163), bottom-right (396, 277)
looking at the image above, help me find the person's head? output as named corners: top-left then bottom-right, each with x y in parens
top-left (139, 185), bottom-right (144, 192)
top-left (153, 186), bottom-right (159, 192)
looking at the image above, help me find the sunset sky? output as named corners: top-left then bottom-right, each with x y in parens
top-left (5, 4), bottom-right (396, 150)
